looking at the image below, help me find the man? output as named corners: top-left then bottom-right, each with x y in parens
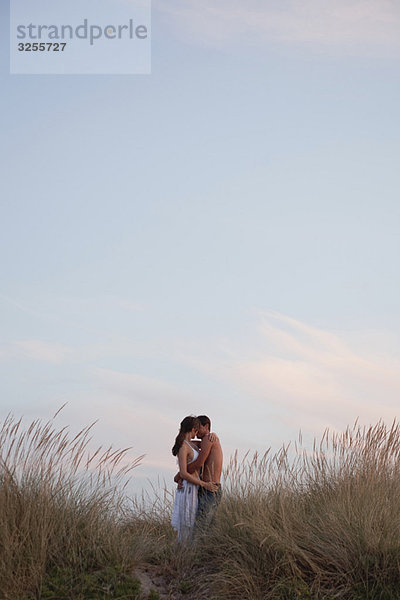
top-left (187, 415), bottom-right (223, 526)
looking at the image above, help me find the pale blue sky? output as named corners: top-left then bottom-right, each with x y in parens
top-left (1, 0), bottom-right (400, 493)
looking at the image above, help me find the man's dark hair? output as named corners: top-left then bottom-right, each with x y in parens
top-left (197, 415), bottom-right (211, 430)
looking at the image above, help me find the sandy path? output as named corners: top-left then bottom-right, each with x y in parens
top-left (135, 564), bottom-right (176, 600)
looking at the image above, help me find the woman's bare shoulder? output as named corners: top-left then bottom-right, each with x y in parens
top-left (178, 442), bottom-right (189, 456)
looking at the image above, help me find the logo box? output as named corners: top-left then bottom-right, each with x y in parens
top-left (10, 0), bottom-right (151, 75)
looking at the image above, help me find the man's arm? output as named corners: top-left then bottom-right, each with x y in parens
top-left (187, 435), bottom-right (213, 474)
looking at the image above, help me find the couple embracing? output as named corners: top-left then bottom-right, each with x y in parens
top-left (171, 415), bottom-right (223, 542)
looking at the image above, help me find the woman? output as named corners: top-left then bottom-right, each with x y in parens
top-left (171, 416), bottom-right (218, 541)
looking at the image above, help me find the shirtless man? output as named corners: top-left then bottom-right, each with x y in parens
top-left (187, 415), bottom-right (223, 525)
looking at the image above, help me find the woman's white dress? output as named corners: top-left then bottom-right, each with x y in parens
top-left (171, 441), bottom-right (199, 541)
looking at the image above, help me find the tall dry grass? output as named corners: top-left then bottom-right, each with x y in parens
top-left (194, 421), bottom-right (400, 599)
top-left (3, 413), bottom-right (400, 599)
top-left (126, 485), bottom-right (177, 566)
top-left (0, 411), bottom-right (143, 599)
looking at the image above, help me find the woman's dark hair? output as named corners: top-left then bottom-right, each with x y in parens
top-left (172, 415), bottom-right (199, 456)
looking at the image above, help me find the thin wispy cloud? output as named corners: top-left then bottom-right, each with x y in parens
top-left (159, 0), bottom-right (400, 55)
top-left (11, 340), bottom-right (74, 365)
top-left (67, 312), bottom-right (400, 489)
top-left (58, 384), bottom-right (188, 478)
top-left (2, 300), bottom-right (399, 485)
top-left (118, 300), bottom-right (146, 312)
top-left (93, 367), bottom-right (197, 412)
top-left (213, 311), bottom-right (400, 433)
top-left (4, 310), bottom-right (398, 437)
top-left (1, 339), bottom-right (118, 365)
top-left (0, 292), bottom-right (148, 343)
